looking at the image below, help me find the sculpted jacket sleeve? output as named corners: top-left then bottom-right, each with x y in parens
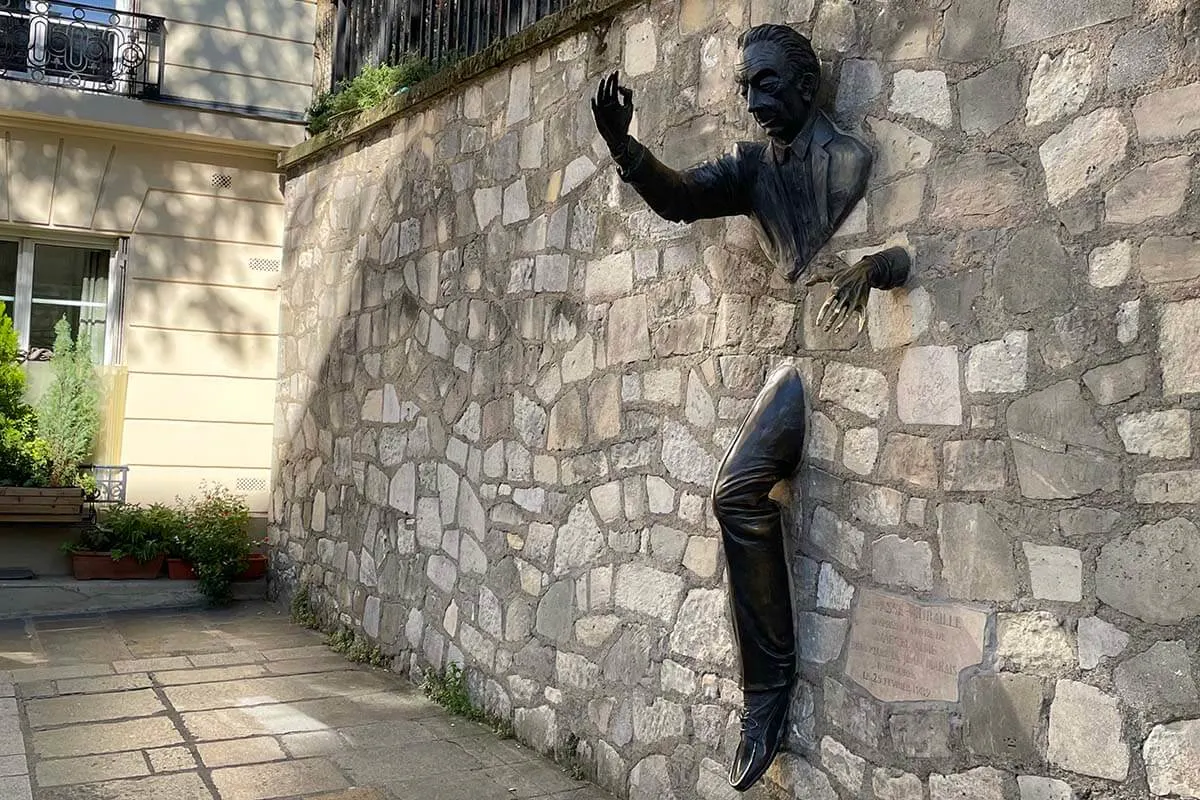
top-left (612, 137), bottom-right (753, 223)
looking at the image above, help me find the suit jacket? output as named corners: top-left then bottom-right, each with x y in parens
top-left (614, 110), bottom-right (872, 281)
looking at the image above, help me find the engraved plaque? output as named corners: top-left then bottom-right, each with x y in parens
top-left (845, 589), bottom-right (989, 702)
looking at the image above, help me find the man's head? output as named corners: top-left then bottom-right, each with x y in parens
top-left (736, 25), bottom-right (821, 144)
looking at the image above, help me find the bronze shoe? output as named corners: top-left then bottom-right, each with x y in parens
top-left (728, 684), bottom-right (792, 791)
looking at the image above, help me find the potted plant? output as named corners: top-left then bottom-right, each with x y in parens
top-left (62, 504), bottom-right (171, 579)
top-left (177, 484), bottom-right (259, 604)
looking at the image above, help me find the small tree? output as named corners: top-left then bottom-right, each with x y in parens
top-left (0, 314), bottom-right (47, 486)
top-left (36, 317), bottom-right (101, 487)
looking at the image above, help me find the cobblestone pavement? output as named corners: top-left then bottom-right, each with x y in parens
top-left (0, 602), bottom-right (612, 800)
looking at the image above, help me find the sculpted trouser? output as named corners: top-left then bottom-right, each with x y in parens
top-left (711, 364), bottom-right (805, 693)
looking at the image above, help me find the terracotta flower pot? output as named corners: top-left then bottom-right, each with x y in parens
top-left (168, 554), bottom-right (267, 581)
top-left (167, 558), bottom-right (198, 580)
top-left (71, 552), bottom-right (165, 580)
top-left (236, 553), bottom-right (268, 581)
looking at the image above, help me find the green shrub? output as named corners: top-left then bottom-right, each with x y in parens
top-left (179, 483), bottom-right (254, 606)
top-left (307, 55), bottom-right (435, 135)
top-left (327, 626), bottom-right (388, 667)
top-left (61, 502), bottom-right (180, 563)
top-left (0, 314), bottom-right (48, 487)
top-left (422, 662), bottom-right (514, 738)
top-left (36, 317), bottom-right (101, 488)
top-left (290, 587), bottom-right (321, 630)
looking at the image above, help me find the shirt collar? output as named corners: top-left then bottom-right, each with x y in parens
top-left (769, 112), bottom-right (820, 164)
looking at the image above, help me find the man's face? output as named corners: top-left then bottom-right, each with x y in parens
top-left (736, 41), bottom-right (816, 144)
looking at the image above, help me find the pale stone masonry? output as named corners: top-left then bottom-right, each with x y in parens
top-left (272, 0), bottom-right (1200, 797)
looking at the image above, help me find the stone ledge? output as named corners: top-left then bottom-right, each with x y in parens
top-left (279, 0), bottom-right (642, 172)
top-left (0, 579), bottom-right (267, 620)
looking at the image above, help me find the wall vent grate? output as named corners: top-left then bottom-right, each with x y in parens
top-left (236, 477), bottom-right (268, 493)
top-left (249, 258), bottom-right (281, 273)
top-left (211, 173), bottom-right (233, 189)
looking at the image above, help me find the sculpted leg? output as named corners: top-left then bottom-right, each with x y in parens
top-left (711, 363), bottom-right (807, 791)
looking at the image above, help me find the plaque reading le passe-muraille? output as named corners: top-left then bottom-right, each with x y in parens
top-left (845, 589), bottom-right (988, 702)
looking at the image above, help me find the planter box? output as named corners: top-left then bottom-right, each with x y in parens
top-left (0, 487), bottom-right (86, 523)
top-left (168, 554), bottom-right (267, 581)
top-left (71, 552), bottom-right (165, 580)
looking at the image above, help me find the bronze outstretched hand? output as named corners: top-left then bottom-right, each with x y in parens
top-left (805, 258), bottom-right (872, 334)
top-left (591, 71), bottom-right (634, 155)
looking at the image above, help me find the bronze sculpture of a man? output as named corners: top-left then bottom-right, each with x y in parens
top-left (592, 24), bottom-right (909, 791)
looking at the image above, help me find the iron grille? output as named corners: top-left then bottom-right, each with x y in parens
top-left (332, 0), bottom-right (577, 87)
top-left (0, 0), bottom-right (166, 99)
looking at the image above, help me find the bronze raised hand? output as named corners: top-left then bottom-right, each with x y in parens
top-left (591, 71), bottom-right (634, 156)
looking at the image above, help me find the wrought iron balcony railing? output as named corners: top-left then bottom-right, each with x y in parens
top-left (333, 0), bottom-right (578, 87)
top-left (0, 0), bottom-right (165, 99)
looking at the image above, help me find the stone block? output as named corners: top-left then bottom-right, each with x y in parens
top-left (1106, 157), bottom-right (1191, 225)
top-left (820, 737), bottom-right (866, 795)
top-left (870, 174), bottom-right (926, 230)
top-left (1117, 410), bottom-right (1192, 458)
top-left (1143, 719), bottom-right (1200, 798)
top-left (798, 613), bottom-right (848, 664)
top-left (1114, 641), bottom-right (1199, 716)
top-left (1109, 22), bottom-right (1170, 90)
top-left (878, 433), bottom-right (938, 490)
top-left (871, 535), bottom-right (933, 590)
top-left (1097, 518), bottom-right (1200, 625)
top-left (1083, 356), bottom-right (1147, 405)
top-left (930, 767), bottom-right (1008, 800)
top-left (873, 770), bottom-right (924, 800)
top-left (868, 118), bottom-right (934, 180)
top-left (897, 346), bottom-right (962, 426)
top-left (944, 441), bottom-right (1007, 491)
top-left (809, 507), bottom-right (866, 570)
top-left (817, 564), bottom-right (854, 611)
top-left (623, 19), bottom-right (657, 77)
top-left (940, 0), bottom-right (998, 61)
top-left (1023, 543), bottom-right (1083, 602)
top-left (1116, 298), bottom-right (1140, 343)
top-left (614, 565), bottom-right (685, 624)
top-left (1026, 48), bottom-right (1094, 126)
top-left (1002, 0), bottom-right (1132, 47)
top-left (813, 0), bottom-right (858, 50)
top-left (867, 285), bottom-right (931, 349)
top-left (1016, 778), bottom-right (1076, 800)
top-left (938, 503), bottom-right (1018, 601)
top-left (966, 332), bottom-right (1028, 393)
top-left (1140, 236), bottom-right (1200, 287)
top-left (1162, 299), bottom-right (1200, 397)
top-left (958, 62), bottom-right (1020, 135)
top-left (823, 678), bottom-right (885, 746)
top-left (1047, 680), bottom-right (1128, 781)
top-left (963, 674), bottom-right (1044, 761)
top-left (1039, 107), bottom-right (1128, 205)
top-left (819, 362), bottom-right (889, 419)
top-left (842, 428), bottom-right (879, 476)
top-left (997, 226), bottom-right (1071, 315)
top-left (996, 611), bottom-right (1075, 675)
top-left (834, 59), bottom-right (882, 129)
top-left (1133, 82), bottom-right (1200, 142)
top-left (763, 753), bottom-right (837, 800)
top-left (1012, 441), bottom-right (1120, 499)
top-left (1077, 616), bottom-right (1129, 670)
top-left (890, 70), bottom-right (952, 127)
top-left (661, 421), bottom-right (717, 486)
top-left (891, 711), bottom-right (953, 758)
top-left (607, 295), bottom-right (652, 364)
top-left (849, 483), bottom-right (904, 527)
top-left (1088, 239), bottom-right (1132, 287)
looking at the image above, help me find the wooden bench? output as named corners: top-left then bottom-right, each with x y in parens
top-left (0, 487), bottom-right (86, 523)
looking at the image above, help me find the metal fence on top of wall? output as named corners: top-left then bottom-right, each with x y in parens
top-left (331, 0), bottom-right (578, 87)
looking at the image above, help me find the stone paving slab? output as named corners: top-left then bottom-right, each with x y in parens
top-left (4, 602), bottom-right (613, 800)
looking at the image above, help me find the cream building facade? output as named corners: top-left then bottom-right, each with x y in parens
top-left (1, 0), bottom-right (317, 513)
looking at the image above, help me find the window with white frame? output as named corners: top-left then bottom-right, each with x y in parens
top-left (0, 235), bottom-right (124, 365)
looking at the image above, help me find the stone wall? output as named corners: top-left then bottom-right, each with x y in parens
top-left (271, 0), bottom-right (1200, 797)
